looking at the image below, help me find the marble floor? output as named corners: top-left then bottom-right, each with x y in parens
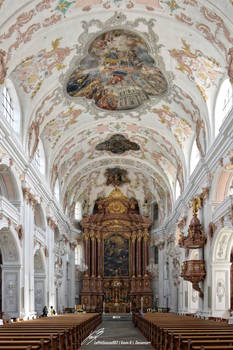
top-left (81, 320), bottom-right (153, 349)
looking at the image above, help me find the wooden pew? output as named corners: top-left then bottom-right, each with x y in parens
top-left (193, 346), bottom-right (233, 350)
top-left (0, 313), bottom-right (102, 350)
top-left (167, 332), bottom-right (233, 350)
top-left (0, 346), bottom-right (40, 350)
top-left (133, 313), bottom-right (233, 350)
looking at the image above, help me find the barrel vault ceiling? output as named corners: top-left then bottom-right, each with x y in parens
top-left (1, 0), bottom-right (232, 222)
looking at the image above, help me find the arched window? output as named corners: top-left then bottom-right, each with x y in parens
top-left (33, 140), bottom-right (45, 174)
top-left (175, 180), bottom-right (181, 200)
top-left (215, 78), bottom-right (233, 136)
top-left (190, 139), bottom-right (200, 175)
top-left (74, 201), bottom-right (82, 221)
top-left (1, 86), bottom-right (14, 126)
top-left (54, 179), bottom-right (60, 202)
top-left (0, 81), bottom-right (21, 133)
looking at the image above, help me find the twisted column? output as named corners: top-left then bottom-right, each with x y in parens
top-left (84, 229), bottom-right (90, 277)
top-left (97, 231), bottom-right (101, 277)
top-left (91, 230), bottom-right (96, 277)
top-left (137, 231), bottom-right (142, 277)
top-left (143, 229), bottom-right (149, 276)
top-left (131, 232), bottom-right (136, 277)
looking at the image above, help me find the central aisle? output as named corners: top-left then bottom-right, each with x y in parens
top-left (81, 320), bottom-right (152, 349)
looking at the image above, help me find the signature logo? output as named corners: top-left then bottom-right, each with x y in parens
top-left (81, 328), bottom-right (105, 346)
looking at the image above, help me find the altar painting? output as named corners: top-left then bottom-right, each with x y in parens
top-left (104, 234), bottom-right (129, 276)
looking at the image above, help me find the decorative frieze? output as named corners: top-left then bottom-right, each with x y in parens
top-left (22, 187), bottom-right (38, 208)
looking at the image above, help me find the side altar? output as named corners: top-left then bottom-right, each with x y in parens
top-left (80, 188), bottom-right (152, 313)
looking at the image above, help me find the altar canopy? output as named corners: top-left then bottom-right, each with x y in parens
top-left (80, 188), bottom-right (152, 312)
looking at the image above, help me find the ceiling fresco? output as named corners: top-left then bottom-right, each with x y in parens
top-left (1, 0), bottom-right (232, 224)
top-left (66, 29), bottom-right (168, 110)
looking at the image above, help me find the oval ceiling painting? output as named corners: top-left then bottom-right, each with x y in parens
top-left (66, 29), bottom-right (168, 111)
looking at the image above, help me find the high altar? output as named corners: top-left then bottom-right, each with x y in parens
top-left (80, 188), bottom-right (152, 313)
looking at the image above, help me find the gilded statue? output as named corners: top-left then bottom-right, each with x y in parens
top-left (189, 196), bottom-right (202, 215)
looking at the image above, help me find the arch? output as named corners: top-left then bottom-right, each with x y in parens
top-left (215, 78), bottom-right (233, 137)
top-left (211, 167), bottom-right (233, 203)
top-left (212, 226), bottom-right (233, 264)
top-left (34, 249), bottom-right (46, 274)
top-left (0, 164), bottom-right (22, 204)
top-left (0, 226), bottom-right (20, 264)
top-left (34, 203), bottom-right (46, 231)
top-left (210, 226), bottom-right (233, 318)
top-left (0, 163), bottom-right (23, 210)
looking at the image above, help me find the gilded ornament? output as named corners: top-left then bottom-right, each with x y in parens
top-left (108, 200), bottom-right (126, 214)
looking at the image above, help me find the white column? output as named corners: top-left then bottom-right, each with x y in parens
top-left (47, 222), bottom-right (55, 308)
top-left (22, 191), bottom-right (36, 318)
top-left (69, 248), bottom-right (75, 308)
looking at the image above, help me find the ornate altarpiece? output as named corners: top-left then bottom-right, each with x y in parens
top-left (80, 188), bottom-right (152, 313)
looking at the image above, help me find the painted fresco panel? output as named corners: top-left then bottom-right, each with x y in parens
top-left (67, 29), bottom-right (167, 110)
top-left (104, 234), bottom-right (129, 276)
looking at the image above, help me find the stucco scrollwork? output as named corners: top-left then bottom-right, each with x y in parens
top-left (216, 279), bottom-right (225, 303)
top-left (217, 234), bottom-right (228, 259)
top-left (192, 289), bottom-right (198, 303)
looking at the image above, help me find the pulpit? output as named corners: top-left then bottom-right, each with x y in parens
top-left (80, 188), bottom-right (152, 312)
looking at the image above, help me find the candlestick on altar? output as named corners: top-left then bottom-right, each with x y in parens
top-left (103, 301), bottom-right (105, 314)
top-left (130, 301), bottom-right (132, 314)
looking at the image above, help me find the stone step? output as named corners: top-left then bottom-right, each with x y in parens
top-left (102, 313), bottom-right (132, 321)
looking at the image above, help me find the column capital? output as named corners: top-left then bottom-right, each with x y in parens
top-left (47, 216), bottom-right (57, 232)
top-left (83, 233), bottom-right (89, 240)
top-left (131, 233), bottom-right (136, 242)
top-left (143, 232), bottom-right (149, 241)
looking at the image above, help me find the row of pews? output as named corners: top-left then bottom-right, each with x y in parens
top-left (133, 312), bottom-right (233, 350)
top-left (0, 313), bottom-right (102, 350)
